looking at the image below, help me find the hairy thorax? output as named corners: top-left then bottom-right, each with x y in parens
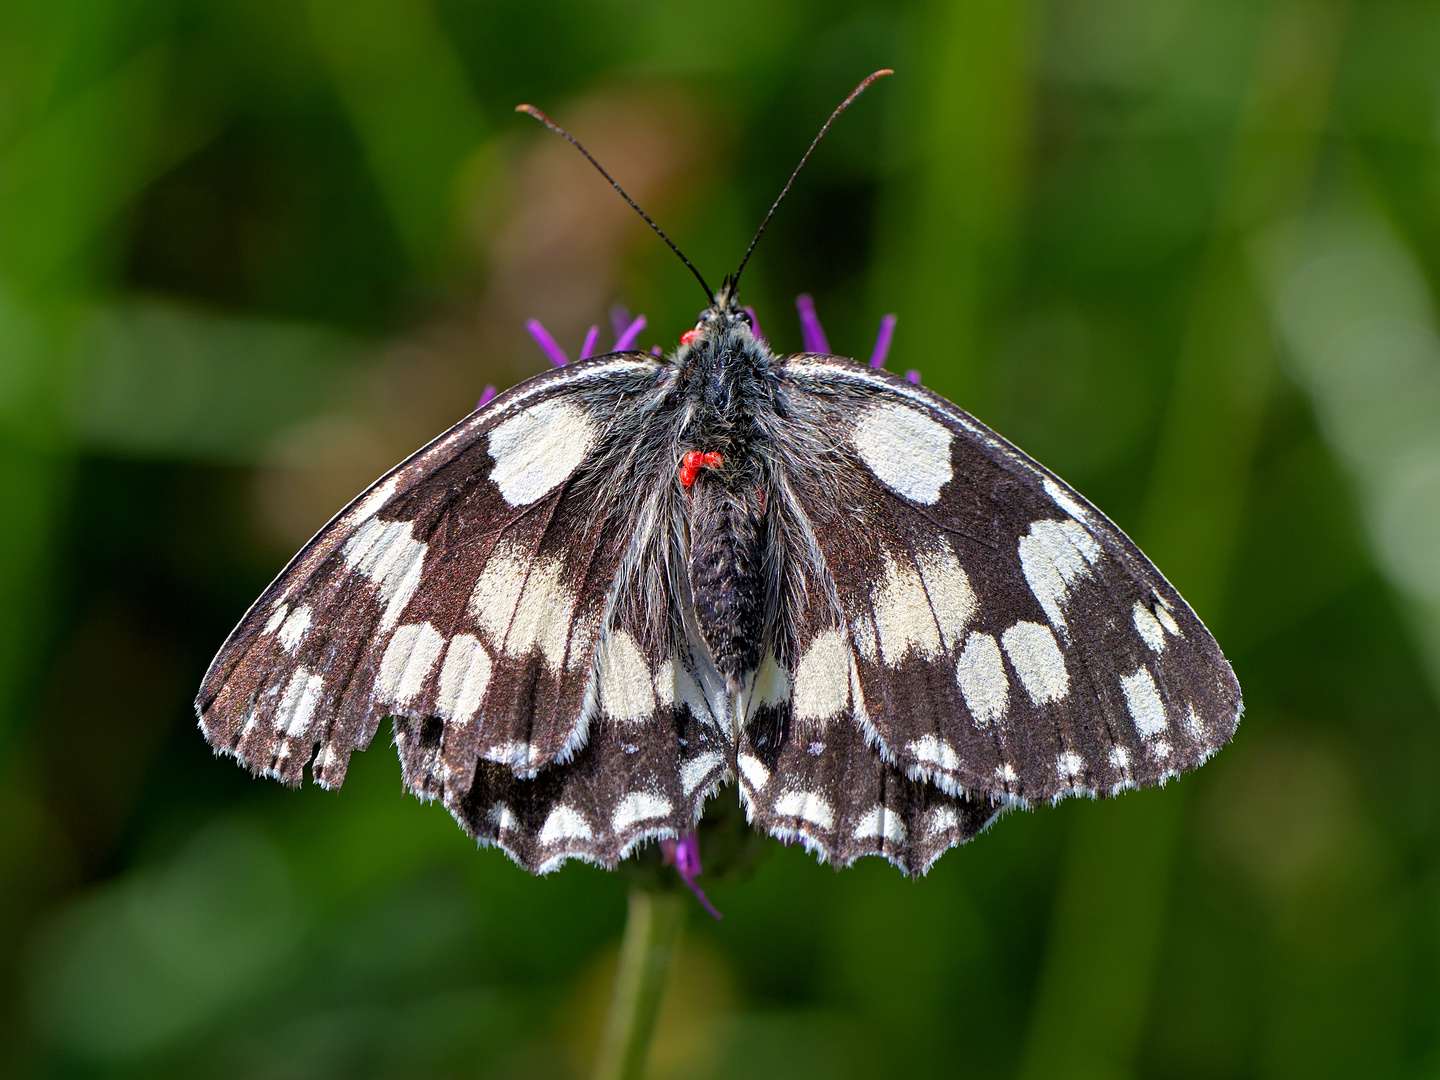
top-left (676, 322), bottom-right (773, 688)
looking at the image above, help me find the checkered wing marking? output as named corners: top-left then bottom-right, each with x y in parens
top-left (196, 354), bottom-right (667, 797)
top-left (438, 631), bottom-right (730, 872)
top-left (736, 685), bottom-right (1001, 875)
top-left (716, 512), bottom-right (1002, 875)
top-left (777, 356), bottom-right (1242, 804)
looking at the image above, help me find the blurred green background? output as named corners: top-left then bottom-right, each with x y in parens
top-left (3, 0), bottom-right (1440, 1076)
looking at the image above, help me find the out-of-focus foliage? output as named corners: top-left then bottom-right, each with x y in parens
top-left (3, 0), bottom-right (1439, 1076)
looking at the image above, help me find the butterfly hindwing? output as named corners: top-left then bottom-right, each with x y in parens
top-left (776, 356), bottom-right (1242, 805)
top-left (442, 623), bottom-right (730, 872)
top-left (737, 663), bottom-right (1003, 873)
top-left (197, 353), bottom-right (667, 795)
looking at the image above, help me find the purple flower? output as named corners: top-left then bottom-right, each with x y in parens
top-left (870, 313), bottom-right (897, 369)
top-left (792, 296), bottom-right (905, 378)
top-left (527, 308), bottom-right (651, 368)
top-left (611, 306), bottom-right (647, 351)
top-left (796, 293), bottom-right (830, 353)
top-left (579, 325), bottom-right (600, 360)
top-left (661, 833), bottom-right (722, 920)
top-left (525, 319), bottom-right (570, 368)
top-left (528, 299), bottom-right (906, 380)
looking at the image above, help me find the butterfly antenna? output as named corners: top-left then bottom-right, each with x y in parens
top-left (516, 104), bottom-right (714, 303)
top-left (730, 69), bottom-right (893, 293)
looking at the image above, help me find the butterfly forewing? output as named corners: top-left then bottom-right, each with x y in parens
top-left (197, 353), bottom-right (667, 795)
top-left (776, 356), bottom-right (1242, 806)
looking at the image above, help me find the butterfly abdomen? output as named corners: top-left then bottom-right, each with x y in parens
top-left (687, 477), bottom-right (766, 686)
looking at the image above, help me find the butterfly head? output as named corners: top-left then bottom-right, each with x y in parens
top-left (676, 279), bottom-right (762, 355)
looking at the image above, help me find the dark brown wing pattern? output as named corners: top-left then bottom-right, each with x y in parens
top-left (769, 357), bottom-right (1241, 815)
top-left (198, 355), bottom-right (673, 803)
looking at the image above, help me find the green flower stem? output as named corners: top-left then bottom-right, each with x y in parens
top-left (592, 888), bottom-right (687, 1080)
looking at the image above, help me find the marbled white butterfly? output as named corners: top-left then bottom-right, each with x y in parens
top-left (196, 72), bottom-right (1241, 877)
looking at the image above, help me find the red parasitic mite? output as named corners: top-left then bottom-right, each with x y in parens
top-left (680, 329), bottom-right (703, 346)
top-left (679, 450), bottom-right (723, 488)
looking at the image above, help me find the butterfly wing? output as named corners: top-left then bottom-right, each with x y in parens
top-left (442, 639), bottom-right (730, 871)
top-left (770, 356), bottom-right (1242, 810)
top-left (197, 353), bottom-right (675, 804)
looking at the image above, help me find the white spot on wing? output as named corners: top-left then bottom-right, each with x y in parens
top-left (352, 476), bottom-right (399, 522)
top-left (343, 518), bottom-right (428, 631)
top-left (1044, 477), bottom-right (1091, 522)
top-left (658, 660), bottom-right (714, 727)
top-left (1057, 751), bottom-right (1085, 780)
top-left (793, 630), bottom-right (850, 721)
top-left (745, 651), bottom-right (791, 721)
top-left (1121, 666), bottom-right (1168, 738)
top-left (538, 804), bottom-right (592, 843)
top-left (774, 790), bottom-right (835, 830)
top-left (907, 734), bottom-right (960, 773)
top-left (925, 806), bottom-right (959, 838)
top-left (653, 659), bottom-right (675, 707)
top-left (277, 667), bottom-right (324, 737)
top-left (853, 402), bottom-right (953, 503)
top-left (488, 802), bottom-right (520, 833)
top-left (277, 604), bottom-right (312, 653)
top-left (1154, 601), bottom-right (1181, 636)
top-left (955, 631), bottom-right (1008, 727)
top-left (854, 805), bottom-right (906, 844)
top-left (613, 792), bottom-right (672, 831)
top-left (377, 622), bottom-right (445, 707)
top-left (681, 751), bottom-right (723, 795)
top-left (596, 630), bottom-right (654, 723)
top-left (566, 616), bottom-right (596, 670)
top-left (1001, 620), bottom-right (1070, 704)
top-left (872, 553), bottom-right (942, 665)
top-left (995, 762), bottom-right (1018, 783)
top-left (1185, 701), bottom-right (1204, 740)
top-left (487, 398), bottom-right (596, 505)
top-left (469, 545), bottom-right (577, 671)
top-left (1018, 518), bottom-right (1101, 634)
top-left (488, 740), bottom-right (535, 772)
top-left (737, 753), bottom-right (770, 791)
top-left (1133, 601), bottom-right (1167, 652)
top-left (915, 539), bottom-right (977, 650)
top-left (850, 615), bottom-right (878, 661)
top-left (1109, 745), bottom-right (1132, 771)
top-left (436, 634), bottom-right (492, 723)
top-left (263, 603), bottom-right (289, 636)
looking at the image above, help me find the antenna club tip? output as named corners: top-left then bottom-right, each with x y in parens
top-left (872, 68), bottom-right (895, 77)
top-left (515, 103), bottom-right (535, 114)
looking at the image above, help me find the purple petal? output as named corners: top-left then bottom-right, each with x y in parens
top-left (905, 369), bottom-right (921, 385)
top-left (661, 834), bottom-right (723, 920)
top-left (476, 384), bottom-right (497, 409)
top-left (796, 294), bottom-right (830, 354)
top-left (579, 324), bottom-right (600, 360)
top-left (651, 345), bottom-right (663, 356)
top-left (614, 314), bottom-right (647, 351)
top-left (525, 319), bottom-right (568, 368)
top-left (744, 305), bottom-right (765, 345)
top-left (870, 314), bottom-right (898, 369)
top-left (610, 305), bottom-right (632, 341)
